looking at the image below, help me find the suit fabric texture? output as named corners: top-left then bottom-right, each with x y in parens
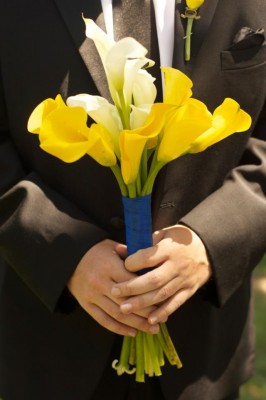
top-left (0, 0), bottom-right (266, 399)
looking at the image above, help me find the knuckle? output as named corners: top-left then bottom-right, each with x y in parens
top-left (113, 309), bottom-right (126, 321)
top-left (157, 286), bottom-right (171, 302)
top-left (150, 272), bottom-right (163, 288)
top-left (100, 314), bottom-right (113, 330)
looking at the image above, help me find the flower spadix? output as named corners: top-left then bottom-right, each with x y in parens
top-left (188, 98), bottom-right (252, 153)
top-left (28, 95), bottom-right (116, 166)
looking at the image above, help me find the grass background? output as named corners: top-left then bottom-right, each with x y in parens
top-left (241, 255), bottom-right (266, 399)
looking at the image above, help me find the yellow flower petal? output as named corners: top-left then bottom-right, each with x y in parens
top-left (39, 106), bottom-right (92, 162)
top-left (188, 98), bottom-right (252, 153)
top-left (120, 103), bottom-right (171, 184)
top-left (27, 94), bottom-right (64, 134)
top-left (186, 0), bottom-right (205, 10)
top-left (87, 124), bottom-right (117, 167)
top-left (161, 67), bottom-right (193, 107)
top-left (157, 100), bottom-right (212, 163)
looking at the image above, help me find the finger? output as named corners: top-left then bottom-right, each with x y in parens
top-left (111, 261), bottom-right (176, 298)
top-left (124, 245), bottom-right (167, 272)
top-left (148, 287), bottom-right (196, 324)
top-left (97, 295), bottom-right (160, 334)
top-left (109, 291), bottom-right (157, 318)
top-left (110, 260), bottom-right (137, 284)
top-left (119, 277), bottom-right (181, 313)
top-left (114, 243), bottom-right (128, 260)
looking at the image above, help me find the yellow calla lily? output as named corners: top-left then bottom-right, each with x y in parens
top-left (188, 98), bottom-right (252, 153)
top-left (86, 123), bottom-right (117, 167)
top-left (28, 95), bottom-right (116, 166)
top-left (186, 0), bottom-right (205, 10)
top-left (157, 99), bottom-right (212, 163)
top-left (161, 67), bottom-right (193, 106)
top-left (27, 94), bottom-right (65, 134)
top-left (38, 106), bottom-right (93, 162)
top-left (120, 103), bottom-right (171, 184)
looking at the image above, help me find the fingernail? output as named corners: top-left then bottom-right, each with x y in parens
top-left (149, 316), bottom-right (158, 325)
top-left (128, 330), bottom-right (136, 337)
top-left (111, 287), bottom-right (121, 297)
top-left (120, 303), bottom-right (132, 313)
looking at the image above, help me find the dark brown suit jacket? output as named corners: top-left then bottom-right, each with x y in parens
top-left (0, 0), bottom-right (265, 399)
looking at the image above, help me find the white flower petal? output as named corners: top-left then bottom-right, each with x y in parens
top-left (67, 94), bottom-right (122, 157)
top-left (132, 70), bottom-right (157, 106)
top-left (130, 105), bottom-right (151, 129)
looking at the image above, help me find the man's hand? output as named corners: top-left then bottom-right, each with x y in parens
top-left (67, 239), bottom-right (160, 336)
top-left (111, 225), bottom-right (212, 325)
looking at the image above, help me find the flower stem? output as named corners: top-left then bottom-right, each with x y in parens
top-left (136, 331), bottom-right (145, 382)
top-left (158, 323), bottom-right (182, 368)
top-left (185, 17), bottom-right (194, 61)
top-left (110, 164), bottom-right (128, 196)
top-left (142, 161), bottom-right (165, 196)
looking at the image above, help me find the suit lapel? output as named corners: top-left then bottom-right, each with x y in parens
top-left (54, 0), bottom-right (111, 98)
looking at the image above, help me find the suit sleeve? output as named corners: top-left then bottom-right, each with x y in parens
top-left (181, 102), bottom-right (266, 307)
top-left (0, 78), bottom-right (109, 312)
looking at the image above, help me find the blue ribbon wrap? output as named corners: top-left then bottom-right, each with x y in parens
top-left (122, 194), bottom-right (153, 256)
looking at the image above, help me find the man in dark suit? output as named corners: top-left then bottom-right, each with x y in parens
top-left (0, 0), bottom-right (265, 399)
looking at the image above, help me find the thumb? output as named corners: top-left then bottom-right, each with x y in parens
top-left (114, 243), bottom-right (128, 260)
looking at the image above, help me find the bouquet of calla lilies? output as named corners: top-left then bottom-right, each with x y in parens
top-left (28, 17), bottom-right (251, 382)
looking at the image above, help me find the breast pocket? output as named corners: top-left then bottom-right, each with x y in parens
top-left (221, 44), bottom-right (266, 70)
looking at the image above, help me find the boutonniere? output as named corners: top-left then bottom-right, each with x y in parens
top-left (181, 0), bottom-right (205, 61)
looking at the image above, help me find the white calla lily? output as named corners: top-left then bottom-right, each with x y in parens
top-left (130, 105), bottom-right (152, 130)
top-left (83, 16), bottom-right (114, 68)
top-left (132, 69), bottom-right (157, 107)
top-left (83, 18), bottom-right (155, 129)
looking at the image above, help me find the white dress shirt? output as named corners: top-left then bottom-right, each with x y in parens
top-left (100, 0), bottom-right (176, 68)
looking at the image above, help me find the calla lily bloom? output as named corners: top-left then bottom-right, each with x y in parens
top-left (29, 96), bottom-right (116, 166)
top-left (131, 69), bottom-right (157, 107)
top-left (186, 0), bottom-right (205, 10)
top-left (188, 98), bottom-right (252, 153)
top-left (67, 93), bottom-right (122, 157)
top-left (162, 67), bottom-right (193, 106)
top-left (157, 99), bottom-right (212, 163)
top-left (120, 103), bottom-right (171, 184)
top-left (130, 105), bottom-right (153, 130)
top-left (83, 18), bottom-right (155, 128)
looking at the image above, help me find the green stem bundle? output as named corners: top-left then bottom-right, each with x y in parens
top-left (112, 323), bottom-right (182, 382)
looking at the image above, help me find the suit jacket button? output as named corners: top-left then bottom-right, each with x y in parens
top-left (110, 217), bottom-right (124, 230)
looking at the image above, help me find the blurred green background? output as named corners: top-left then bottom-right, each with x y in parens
top-left (241, 255), bottom-right (266, 399)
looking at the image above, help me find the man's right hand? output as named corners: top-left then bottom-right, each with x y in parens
top-left (67, 239), bottom-right (159, 337)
